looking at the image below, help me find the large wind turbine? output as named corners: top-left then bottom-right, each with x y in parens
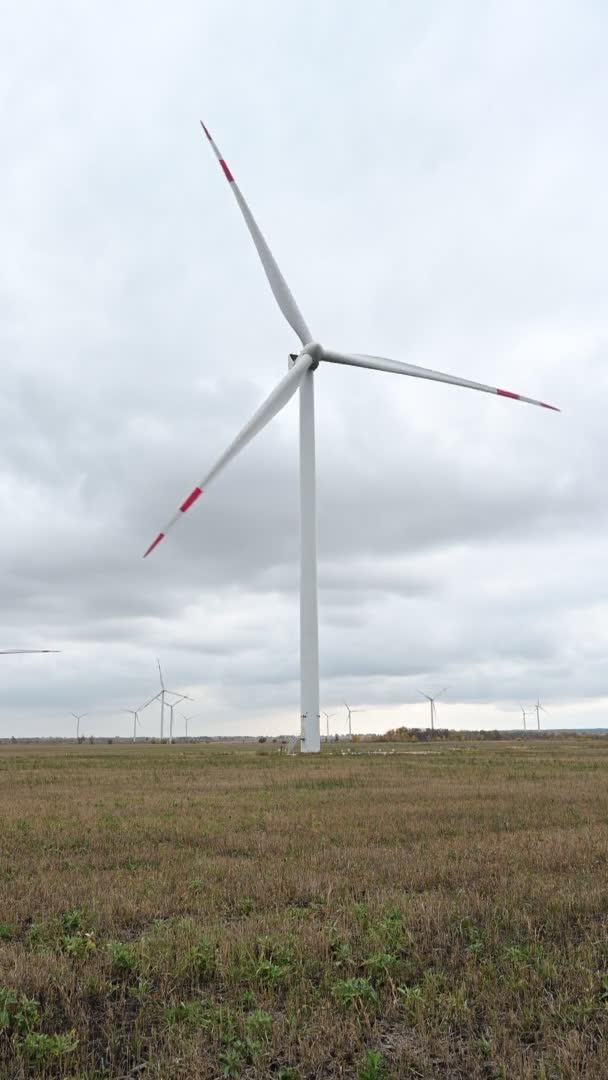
top-left (143, 121), bottom-right (559, 754)
top-left (418, 688), bottom-right (448, 736)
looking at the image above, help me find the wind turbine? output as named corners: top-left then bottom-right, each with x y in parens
top-left (157, 659), bottom-right (167, 741)
top-left (520, 704), bottom-right (527, 732)
top-left (418, 688), bottom-right (448, 736)
top-left (322, 710), bottom-right (336, 740)
top-left (531, 698), bottom-right (547, 731)
top-left (166, 693), bottom-right (193, 744)
top-left (124, 709), bottom-right (140, 743)
top-left (344, 702), bottom-right (365, 740)
top-left (142, 661), bottom-right (191, 741)
top-left (72, 712), bottom-right (88, 741)
top-left (181, 710), bottom-right (204, 739)
top-left (143, 121), bottom-right (559, 755)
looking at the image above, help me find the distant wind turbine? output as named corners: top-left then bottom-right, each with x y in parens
top-left (141, 661), bottom-right (192, 741)
top-left (418, 687), bottom-right (448, 736)
top-left (531, 698), bottom-right (547, 731)
top-left (123, 709), bottom-right (140, 743)
top-left (322, 710), bottom-right (336, 740)
top-left (72, 712), bottom-right (88, 741)
top-left (142, 120), bottom-right (559, 755)
top-left (520, 704), bottom-right (528, 732)
top-left (181, 710), bottom-right (205, 739)
top-left (166, 693), bottom-right (193, 744)
top-left (344, 702), bottom-right (365, 740)
top-left (157, 659), bottom-right (167, 740)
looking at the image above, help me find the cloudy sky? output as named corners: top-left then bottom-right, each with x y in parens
top-left (1, 1), bottom-right (606, 738)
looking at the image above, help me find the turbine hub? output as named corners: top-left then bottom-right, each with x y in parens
top-left (288, 342), bottom-right (323, 371)
top-left (301, 342), bottom-right (323, 370)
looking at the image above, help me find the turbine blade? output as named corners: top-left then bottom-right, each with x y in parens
top-left (157, 659), bottom-right (165, 689)
top-left (0, 649), bottom-right (60, 654)
top-left (200, 121), bottom-right (312, 347)
top-left (138, 691), bottom-right (162, 711)
top-left (321, 351), bottom-right (559, 412)
top-left (144, 354), bottom-right (312, 556)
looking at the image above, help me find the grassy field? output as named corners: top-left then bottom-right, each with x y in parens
top-left (1, 738), bottom-right (608, 1078)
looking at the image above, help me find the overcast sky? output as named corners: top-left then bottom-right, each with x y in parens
top-left (1, 1), bottom-right (606, 738)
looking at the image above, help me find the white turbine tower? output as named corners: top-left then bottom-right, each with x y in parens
top-left (322, 710), bottom-right (336, 740)
top-left (344, 702), bottom-right (365, 740)
top-left (532, 698), bottom-right (547, 731)
top-left (520, 704), bottom-right (527, 732)
top-left (418, 688), bottom-right (448, 736)
top-left (72, 712), bottom-right (88, 741)
top-left (143, 121), bottom-right (559, 755)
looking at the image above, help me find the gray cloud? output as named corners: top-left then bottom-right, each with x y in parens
top-left (0, 0), bottom-right (606, 737)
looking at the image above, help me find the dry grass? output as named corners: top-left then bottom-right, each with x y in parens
top-left (1, 738), bottom-right (608, 1077)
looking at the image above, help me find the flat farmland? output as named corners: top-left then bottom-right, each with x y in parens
top-left (1, 739), bottom-right (608, 1078)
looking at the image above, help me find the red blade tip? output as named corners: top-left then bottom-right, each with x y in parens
top-left (219, 159), bottom-right (234, 182)
top-left (144, 533), bottom-right (165, 558)
top-left (497, 388), bottom-right (560, 412)
top-left (179, 486), bottom-right (203, 513)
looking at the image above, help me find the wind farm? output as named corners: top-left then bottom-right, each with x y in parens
top-left (3, 5), bottom-right (605, 1075)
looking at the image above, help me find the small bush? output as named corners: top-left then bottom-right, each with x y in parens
top-left (332, 977), bottom-right (378, 1008)
top-left (23, 1029), bottom-right (79, 1065)
top-left (0, 988), bottom-right (39, 1035)
top-left (245, 1007), bottom-right (273, 1042)
top-left (108, 941), bottom-right (138, 976)
top-left (183, 939), bottom-right (216, 982)
top-left (163, 999), bottom-right (207, 1028)
top-left (358, 1049), bottom-right (388, 1080)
